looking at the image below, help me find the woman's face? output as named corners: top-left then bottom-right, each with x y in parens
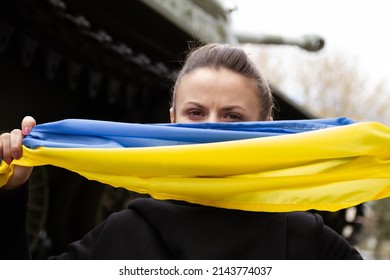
top-left (171, 68), bottom-right (266, 123)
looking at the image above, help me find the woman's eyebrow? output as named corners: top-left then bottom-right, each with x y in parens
top-left (183, 102), bottom-right (247, 113)
top-left (183, 101), bottom-right (206, 109)
top-left (221, 105), bottom-right (246, 111)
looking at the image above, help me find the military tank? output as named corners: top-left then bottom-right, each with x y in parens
top-left (1, 0), bottom-right (360, 259)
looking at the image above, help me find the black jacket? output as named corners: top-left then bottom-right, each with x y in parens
top-left (0, 183), bottom-right (362, 260)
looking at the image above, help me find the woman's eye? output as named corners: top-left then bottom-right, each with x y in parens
top-left (188, 110), bottom-right (202, 116)
top-left (224, 113), bottom-right (243, 121)
top-left (187, 110), bottom-right (204, 118)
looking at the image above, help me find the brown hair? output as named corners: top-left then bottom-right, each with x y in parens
top-left (171, 43), bottom-right (274, 120)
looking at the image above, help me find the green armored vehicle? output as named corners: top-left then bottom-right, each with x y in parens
top-left (1, 0), bottom-right (359, 259)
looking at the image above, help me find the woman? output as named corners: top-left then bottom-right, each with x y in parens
top-left (0, 43), bottom-right (362, 259)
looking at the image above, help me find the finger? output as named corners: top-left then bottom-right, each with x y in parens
top-left (0, 132), bottom-right (12, 164)
top-left (9, 129), bottom-right (24, 160)
top-left (21, 116), bottom-right (36, 135)
top-left (0, 133), bottom-right (4, 160)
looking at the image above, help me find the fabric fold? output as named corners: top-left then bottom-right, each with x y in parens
top-left (1, 117), bottom-right (390, 212)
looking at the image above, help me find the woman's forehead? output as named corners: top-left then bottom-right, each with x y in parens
top-left (176, 68), bottom-right (258, 99)
top-left (174, 68), bottom-right (260, 113)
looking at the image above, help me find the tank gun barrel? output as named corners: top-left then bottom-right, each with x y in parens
top-left (236, 32), bottom-right (325, 52)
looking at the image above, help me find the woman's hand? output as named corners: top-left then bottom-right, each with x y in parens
top-left (0, 116), bottom-right (36, 191)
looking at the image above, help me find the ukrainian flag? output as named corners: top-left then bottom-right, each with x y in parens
top-left (1, 117), bottom-right (390, 212)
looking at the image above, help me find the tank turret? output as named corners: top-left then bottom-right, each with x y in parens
top-left (139, 0), bottom-right (325, 52)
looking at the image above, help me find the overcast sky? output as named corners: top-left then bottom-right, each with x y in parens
top-left (223, 0), bottom-right (390, 86)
